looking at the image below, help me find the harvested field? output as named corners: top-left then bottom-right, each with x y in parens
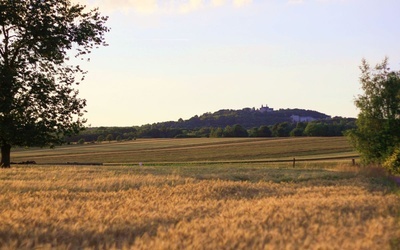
top-left (11, 137), bottom-right (356, 164)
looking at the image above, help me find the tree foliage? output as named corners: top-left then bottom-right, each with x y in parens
top-left (257, 125), bottom-right (272, 137)
top-left (383, 148), bottom-right (400, 175)
top-left (106, 134), bottom-right (113, 142)
top-left (347, 58), bottom-right (400, 164)
top-left (0, 0), bottom-right (109, 167)
top-left (272, 122), bottom-right (292, 137)
top-left (157, 108), bottom-right (330, 130)
top-left (66, 117), bottom-right (356, 142)
top-left (97, 135), bottom-right (104, 143)
top-left (304, 122), bottom-right (328, 137)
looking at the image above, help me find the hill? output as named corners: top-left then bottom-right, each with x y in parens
top-left (156, 106), bottom-right (331, 130)
top-left (66, 106), bottom-right (355, 142)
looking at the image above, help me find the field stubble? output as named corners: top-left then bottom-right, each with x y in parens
top-left (11, 137), bottom-right (356, 164)
top-left (0, 164), bottom-right (399, 249)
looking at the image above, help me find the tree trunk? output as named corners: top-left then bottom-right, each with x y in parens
top-left (1, 144), bottom-right (11, 168)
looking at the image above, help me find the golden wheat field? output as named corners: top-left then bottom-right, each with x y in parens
top-left (0, 164), bottom-right (399, 250)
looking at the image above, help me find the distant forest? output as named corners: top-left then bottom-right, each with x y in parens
top-left (66, 108), bottom-right (356, 143)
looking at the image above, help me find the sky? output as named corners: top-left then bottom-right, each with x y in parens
top-left (72, 0), bottom-right (400, 127)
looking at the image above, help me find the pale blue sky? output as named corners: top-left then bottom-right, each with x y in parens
top-left (74, 0), bottom-right (400, 126)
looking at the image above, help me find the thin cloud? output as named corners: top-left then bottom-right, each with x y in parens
top-left (287, 0), bottom-right (350, 4)
top-left (74, 0), bottom-right (158, 14)
top-left (74, 0), bottom-right (253, 14)
top-left (288, 0), bottom-right (304, 4)
top-left (179, 0), bottom-right (204, 14)
top-left (233, 0), bottom-right (253, 8)
top-left (211, 0), bottom-right (227, 7)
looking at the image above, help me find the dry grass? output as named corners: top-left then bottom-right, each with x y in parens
top-left (0, 164), bottom-right (399, 249)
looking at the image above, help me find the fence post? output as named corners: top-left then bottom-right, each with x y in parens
top-left (352, 159), bottom-right (355, 166)
top-left (293, 158), bottom-right (296, 168)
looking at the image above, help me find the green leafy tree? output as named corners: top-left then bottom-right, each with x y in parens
top-left (304, 122), bottom-right (328, 136)
top-left (248, 127), bottom-right (259, 137)
top-left (383, 148), bottom-right (400, 175)
top-left (347, 58), bottom-right (400, 164)
top-left (258, 125), bottom-right (272, 137)
top-left (77, 138), bottom-right (85, 145)
top-left (272, 122), bottom-right (293, 137)
top-left (223, 125), bottom-right (234, 137)
top-left (232, 124), bottom-right (248, 137)
top-left (210, 127), bottom-right (223, 138)
top-left (97, 135), bottom-right (104, 143)
top-left (106, 134), bottom-right (113, 143)
top-left (0, 1), bottom-right (109, 168)
top-left (222, 124), bottom-right (248, 137)
top-left (290, 128), bottom-right (304, 137)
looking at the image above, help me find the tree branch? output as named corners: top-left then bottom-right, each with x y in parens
top-left (0, 44), bottom-right (4, 59)
top-left (0, 24), bottom-right (13, 67)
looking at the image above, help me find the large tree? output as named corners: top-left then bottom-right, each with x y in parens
top-left (347, 57), bottom-right (400, 164)
top-left (0, 0), bottom-right (109, 168)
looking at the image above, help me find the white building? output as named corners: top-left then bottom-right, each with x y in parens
top-left (291, 115), bottom-right (316, 123)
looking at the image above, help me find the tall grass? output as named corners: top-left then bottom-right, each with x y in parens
top-left (0, 164), bottom-right (398, 249)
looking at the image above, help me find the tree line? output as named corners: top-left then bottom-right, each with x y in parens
top-left (154, 108), bottom-right (330, 130)
top-left (66, 117), bottom-right (356, 143)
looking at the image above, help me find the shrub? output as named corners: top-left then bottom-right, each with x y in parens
top-left (106, 134), bottom-right (113, 142)
top-left (97, 135), bottom-right (104, 143)
top-left (290, 128), bottom-right (304, 137)
top-left (383, 148), bottom-right (400, 175)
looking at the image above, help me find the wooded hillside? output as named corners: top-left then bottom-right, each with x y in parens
top-left (157, 108), bottom-right (330, 129)
top-left (65, 107), bottom-right (355, 142)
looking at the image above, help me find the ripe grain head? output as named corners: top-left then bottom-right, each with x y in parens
top-left (0, 164), bottom-right (398, 249)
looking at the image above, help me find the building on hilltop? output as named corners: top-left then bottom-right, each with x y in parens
top-left (260, 105), bottom-right (274, 113)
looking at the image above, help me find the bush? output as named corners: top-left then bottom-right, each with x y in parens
top-left (290, 128), bottom-right (304, 137)
top-left (97, 135), bottom-right (104, 143)
top-left (383, 148), bottom-right (400, 175)
top-left (258, 126), bottom-right (272, 137)
top-left (106, 134), bottom-right (113, 142)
